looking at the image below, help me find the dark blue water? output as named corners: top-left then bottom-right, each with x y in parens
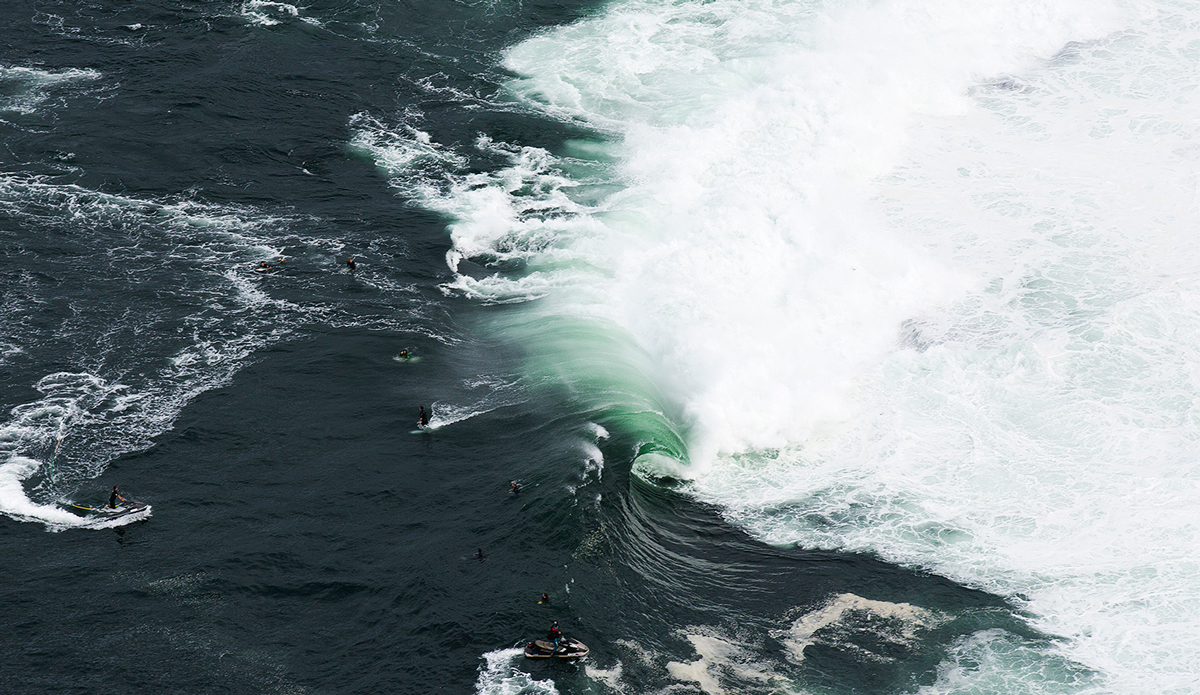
top-left (1, 2), bottom-right (1038, 693)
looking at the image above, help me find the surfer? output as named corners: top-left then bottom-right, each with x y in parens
top-left (539, 592), bottom-right (549, 604)
top-left (399, 348), bottom-right (409, 360)
top-left (511, 481), bottom-right (521, 495)
top-left (418, 405), bottom-right (430, 427)
top-left (346, 257), bottom-right (356, 273)
top-left (475, 548), bottom-right (484, 560)
top-left (255, 261), bottom-right (271, 273)
top-left (108, 485), bottom-right (126, 509)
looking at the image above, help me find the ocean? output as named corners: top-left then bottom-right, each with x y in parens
top-left (3, 0), bottom-right (1198, 693)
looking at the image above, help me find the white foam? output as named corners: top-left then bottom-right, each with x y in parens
top-left (773, 594), bottom-right (940, 665)
top-left (240, 1), bottom-right (323, 28)
top-left (415, 375), bottom-right (530, 431)
top-left (0, 456), bottom-right (91, 528)
top-left (583, 661), bottom-right (625, 694)
top-left (474, 648), bottom-right (558, 695)
top-left (581, 441), bottom-right (604, 478)
top-left (666, 630), bottom-right (784, 694)
top-left (348, 119), bottom-right (613, 305)
top-left (348, 112), bottom-right (470, 197)
top-left (0, 65), bottom-right (101, 114)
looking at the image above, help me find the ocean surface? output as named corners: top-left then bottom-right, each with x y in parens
top-left (3, 0), bottom-right (1199, 693)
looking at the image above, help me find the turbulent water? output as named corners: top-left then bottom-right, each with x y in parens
top-left (3, 0), bottom-right (1199, 693)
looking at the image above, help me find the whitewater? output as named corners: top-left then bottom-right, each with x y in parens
top-left (353, 0), bottom-right (1200, 692)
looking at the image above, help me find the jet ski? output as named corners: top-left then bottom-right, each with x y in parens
top-left (524, 638), bottom-right (589, 659)
top-left (70, 500), bottom-right (151, 521)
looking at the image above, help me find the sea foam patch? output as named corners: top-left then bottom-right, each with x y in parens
top-left (474, 648), bottom-right (558, 695)
top-left (0, 65), bottom-right (101, 114)
top-left (773, 594), bottom-right (940, 665)
top-left (666, 632), bottom-right (780, 695)
top-left (240, 1), bottom-right (323, 28)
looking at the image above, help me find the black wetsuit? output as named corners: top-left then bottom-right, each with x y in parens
top-left (109, 490), bottom-right (120, 509)
top-left (419, 407), bottom-right (429, 426)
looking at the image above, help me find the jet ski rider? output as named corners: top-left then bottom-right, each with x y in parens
top-left (548, 621), bottom-right (562, 653)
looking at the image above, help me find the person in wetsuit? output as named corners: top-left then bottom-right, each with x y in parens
top-left (346, 257), bottom-right (356, 273)
top-left (547, 621), bottom-right (562, 653)
top-left (108, 485), bottom-right (126, 509)
top-left (418, 405), bottom-right (430, 427)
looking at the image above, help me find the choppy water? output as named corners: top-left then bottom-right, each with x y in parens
top-left (3, 1), bottom-right (1199, 693)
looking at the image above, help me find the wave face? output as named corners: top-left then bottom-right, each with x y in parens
top-left (359, 0), bottom-right (1200, 692)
